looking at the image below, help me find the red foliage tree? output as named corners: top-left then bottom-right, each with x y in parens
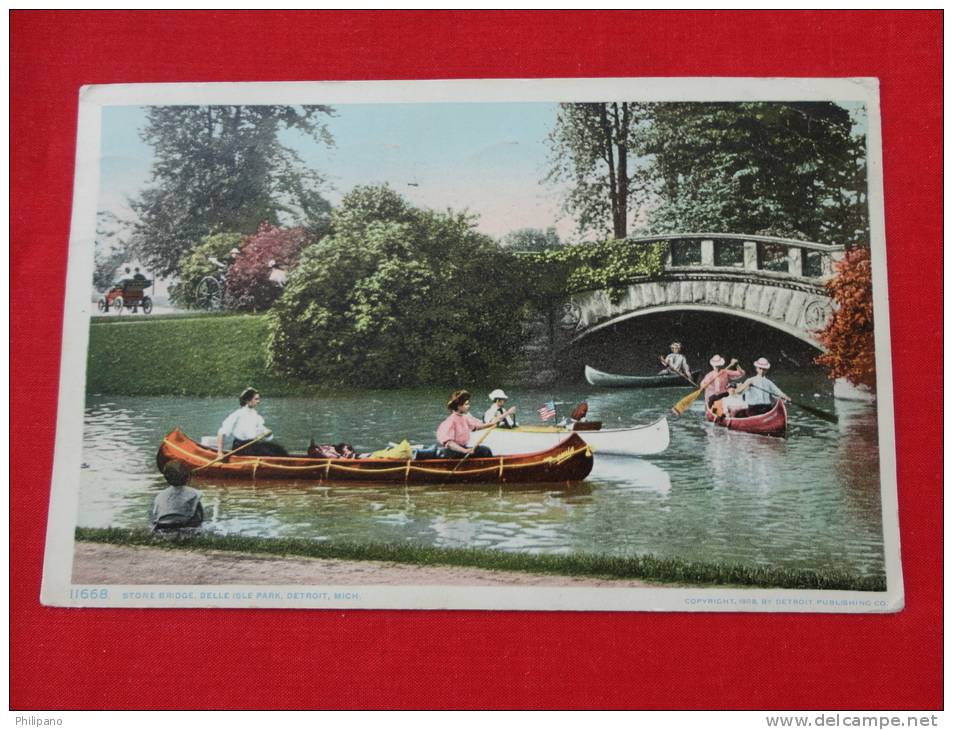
top-left (224, 223), bottom-right (313, 311)
top-left (815, 247), bottom-right (876, 389)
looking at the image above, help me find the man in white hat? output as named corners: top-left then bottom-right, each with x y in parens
top-left (484, 389), bottom-right (518, 428)
top-left (735, 358), bottom-right (791, 415)
top-left (697, 354), bottom-right (745, 413)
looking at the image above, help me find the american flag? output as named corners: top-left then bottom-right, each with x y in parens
top-left (537, 400), bottom-right (556, 421)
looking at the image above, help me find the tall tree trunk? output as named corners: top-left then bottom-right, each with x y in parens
top-left (598, 104), bottom-right (621, 238)
top-left (613, 103), bottom-right (629, 239)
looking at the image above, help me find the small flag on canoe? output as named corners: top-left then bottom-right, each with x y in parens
top-left (538, 400), bottom-right (556, 421)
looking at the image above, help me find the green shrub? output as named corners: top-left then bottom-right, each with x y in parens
top-left (520, 238), bottom-right (666, 304)
top-left (168, 232), bottom-right (243, 309)
top-left (267, 185), bottom-right (527, 388)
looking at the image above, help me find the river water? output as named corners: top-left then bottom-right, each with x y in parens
top-left (78, 376), bottom-right (886, 577)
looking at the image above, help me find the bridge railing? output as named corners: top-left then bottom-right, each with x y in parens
top-left (625, 233), bottom-right (845, 282)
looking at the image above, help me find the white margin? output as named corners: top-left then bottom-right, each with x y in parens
top-left (40, 77), bottom-right (901, 612)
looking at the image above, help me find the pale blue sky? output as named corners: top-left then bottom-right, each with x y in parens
top-left (99, 100), bottom-right (867, 243)
top-left (99, 102), bottom-right (573, 240)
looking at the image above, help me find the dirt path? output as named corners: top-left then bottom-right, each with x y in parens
top-left (72, 542), bottom-right (654, 588)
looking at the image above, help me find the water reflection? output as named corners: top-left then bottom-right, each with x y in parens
top-left (77, 382), bottom-right (887, 574)
top-left (592, 456), bottom-right (672, 495)
top-left (703, 426), bottom-right (787, 493)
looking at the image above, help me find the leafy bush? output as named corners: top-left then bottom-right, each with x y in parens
top-left (521, 238), bottom-right (666, 304)
top-left (815, 247), bottom-right (875, 388)
top-left (266, 185), bottom-right (527, 388)
top-left (500, 226), bottom-right (562, 252)
top-left (169, 232), bottom-right (243, 309)
top-left (224, 223), bottom-right (313, 312)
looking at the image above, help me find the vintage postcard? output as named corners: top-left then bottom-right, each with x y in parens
top-left (41, 77), bottom-right (901, 611)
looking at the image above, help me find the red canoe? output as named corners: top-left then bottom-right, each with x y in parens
top-left (157, 428), bottom-right (594, 485)
top-left (705, 399), bottom-right (787, 438)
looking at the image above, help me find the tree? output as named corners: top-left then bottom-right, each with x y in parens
top-left (267, 186), bottom-right (527, 387)
top-left (92, 210), bottom-right (133, 290)
top-left (640, 102), bottom-right (867, 244)
top-left (130, 105), bottom-right (334, 277)
top-left (224, 223), bottom-right (313, 312)
top-left (547, 102), bottom-right (648, 239)
top-left (500, 226), bottom-right (562, 252)
top-left (168, 231), bottom-right (243, 309)
top-left (815, 247), bottom-right (875, 388)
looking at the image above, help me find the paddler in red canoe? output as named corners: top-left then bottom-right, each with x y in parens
top-left (437, 389), bottom-right (512, 459)
top-left (698, 354), bottom-right (745, 414)
top-left (216, 387), bottom-right (289, 458)
top-left (733, 357), bottom-right (791, 416)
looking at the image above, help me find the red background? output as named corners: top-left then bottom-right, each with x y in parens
top-left (11, 11), bottom-right (942, 709)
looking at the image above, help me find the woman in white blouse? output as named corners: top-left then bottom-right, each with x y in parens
top-left (216, 387), bottom-right (288, 458)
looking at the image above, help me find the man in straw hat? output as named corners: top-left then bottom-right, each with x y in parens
top-left (698, 354), bottom-right (745, 412)
top-left (437, 389), bottom-right (508, 458)
top-left (735, 357), bottom-right (791, 416)
top-left (484, 388), bottom-right (518, 429)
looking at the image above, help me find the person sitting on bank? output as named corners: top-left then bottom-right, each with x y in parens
top-left (659, 341), bottom-right (692, 380)
top-left (698, 355), bottom-right (745, 410)
top-left (151, 460), bottom-right (204, 531)
top-left (437, 389), bottom-right (507, 459)
top-left (216, 387), bottom-right (289, 458)
top-left (734, 357), bottom-right (791, 416)
top-left (484, 388), bottom-right (518, 428)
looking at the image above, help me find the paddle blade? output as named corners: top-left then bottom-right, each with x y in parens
top-left (671, 388), bottom-right (702, 416)
top-left (791, 400), bottom-right (839, 424)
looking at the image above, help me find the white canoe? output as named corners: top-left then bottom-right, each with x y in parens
top-left (468, 416), bottom-right (670, 457)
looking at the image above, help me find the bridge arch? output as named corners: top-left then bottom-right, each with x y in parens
top-left (572, 302), bottom-right (826, 351)
top-left (561, 234), bottom-right (843, 351)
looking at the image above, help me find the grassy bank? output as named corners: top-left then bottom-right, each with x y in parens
top-left (87, 313), bottom-right (314, 396)
top-left (75, 527), bottom-right (887, 591)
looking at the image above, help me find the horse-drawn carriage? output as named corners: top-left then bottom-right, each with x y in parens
top-left (97, 277), bottom-right (153, 314)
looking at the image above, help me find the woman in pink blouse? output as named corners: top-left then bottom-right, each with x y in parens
top-left (436, 389), bottom-right (511, 458)
top-left (698, 355), bottom-right (745, 410)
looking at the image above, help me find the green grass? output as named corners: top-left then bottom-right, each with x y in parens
top-left (86, 313), bottom-right (314, 396)
top-left (75, 527), bottom-right (887, 591)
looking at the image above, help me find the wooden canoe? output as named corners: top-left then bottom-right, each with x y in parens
top-left (157, 428), bottom-right (594, 485)
top-left (705, 399), bottom-right (787, 438)
top-left (469, 416), bottom-right (670, 457)
top-left (585, 364), bottom-right (701, 388)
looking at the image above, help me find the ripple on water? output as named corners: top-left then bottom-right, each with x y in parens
top-left (77, 388), bottom-right (887, 574)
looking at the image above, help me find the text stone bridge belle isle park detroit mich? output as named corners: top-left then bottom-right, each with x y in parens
top-left (557, 233), bottom-right (842, 353)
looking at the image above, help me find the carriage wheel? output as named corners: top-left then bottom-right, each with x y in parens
top-left (196, 276), bottom-right (222, 310)
top-left (97, 298), bottom-right (107, 313)
top-left (141, 297), bottom-right (153, 314)
top-left (112, 296), bottom-right (124, 315)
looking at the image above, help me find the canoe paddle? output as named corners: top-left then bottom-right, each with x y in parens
top-left (671, 388), bottom-right (704, 417)
top-left (744, 383), bottom-right (839, 424)
top-left (658, 356), bottom-right (698, 387)
top-left (196, 430), bottom-right (273, 472)
top-left (659, 356), bottom-right (703, 416)
top-left (452, 423), bottom-right (498, 473)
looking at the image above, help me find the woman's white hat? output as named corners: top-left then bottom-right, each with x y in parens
top-left (488, 389), bottom-right (509, 400)
top-left (754, 357), bottom-right (771, 369)
top-left (709, 355), bottom-right (726, 367)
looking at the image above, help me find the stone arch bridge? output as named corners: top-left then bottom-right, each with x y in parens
top-left (563, 233), bottom-right (844, 351)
